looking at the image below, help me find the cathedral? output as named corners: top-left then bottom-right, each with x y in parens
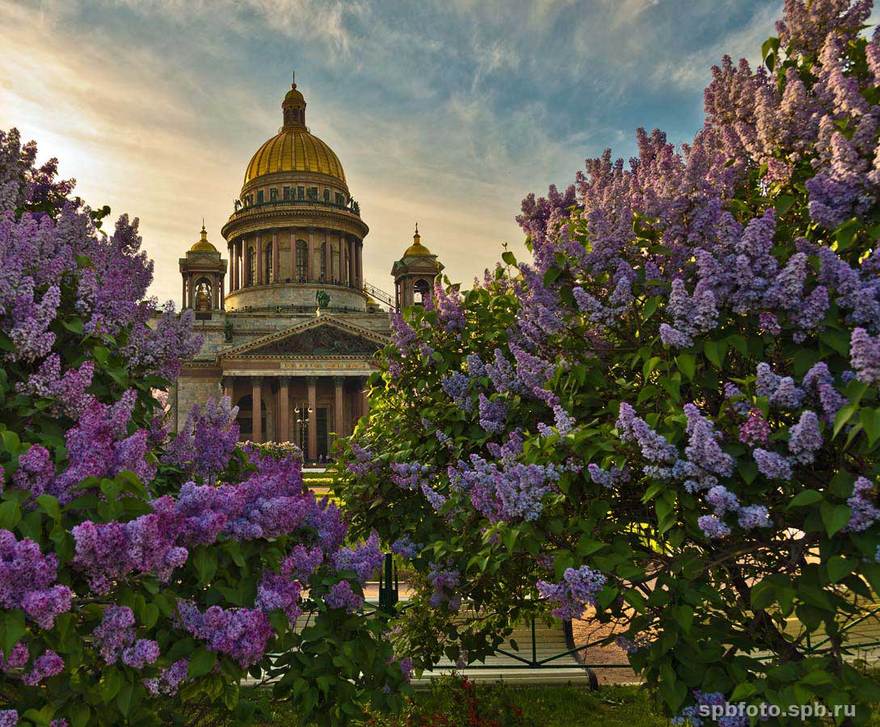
top-left (173, 78), bottom-right (443, 461)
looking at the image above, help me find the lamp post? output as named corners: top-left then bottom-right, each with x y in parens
top-left (294, 403), bottom-right (313, 461)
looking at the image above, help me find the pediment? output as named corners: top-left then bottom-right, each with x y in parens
top-left (221, 316), bottom-right (389, 359)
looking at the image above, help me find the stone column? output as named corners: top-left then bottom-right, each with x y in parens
top-left (356, 242), bottom-right (363, 288)
top-left (257, 236), bottom-right (264, 286)
top-left (272, 231), bottom-right (280, 283)
top-left (222, 376), bottom-right (233, 400)
top-left (334, 377), bottom-right (345, 439)
top-left (220, 275), bottom-right (225, 310)
top-left (233, 241), bottom-right (240, 290)
top-left (307, 377), bottom-right (317, 461)
top-left (252, 378), bottom-right (262, 443)
top-left (278, 377), bottom-right (290, 443)
top-left (182, 277), bottom-right (187, 310)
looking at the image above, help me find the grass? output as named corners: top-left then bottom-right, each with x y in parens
top-left (223, 681), bottom-right (667, 727)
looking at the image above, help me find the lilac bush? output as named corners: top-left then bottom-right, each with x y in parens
top-left (0, 129), bottom-right (408, 725)
top-left (339, 1), bottom-right (880, 721)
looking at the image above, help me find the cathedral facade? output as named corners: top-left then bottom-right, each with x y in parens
top-left (174, 79), bottom-right (442, 461)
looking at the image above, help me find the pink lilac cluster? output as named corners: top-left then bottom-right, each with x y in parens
top-left (52, 390), bottom-right (154, 503)
top-left (536, 565), bottom-right (606, 620)
top-left (177, 601), bottom-right (272, 668)
top-left (163, 396), bottom-right (240, 481)
top-left (255, 572), bottom-right (303, 624)
top-left (448, 454), bottom-right (561, 522)
top-left (324, 580), bottom-right (364, 613)
top-left (738, 409), bottom-right (770, 446)
top-left (0, 530), bottom-right (72, 629)
top-left (845, 477), bottom-right (880, 533)
top-left (427, 563), bottom-right (461, 611)
top-left (143, 658), bottom-right (188, 696)
top-left (0, 129), bottom-right (201, 382)
top-left (91, 606), bottom-right (159, 669)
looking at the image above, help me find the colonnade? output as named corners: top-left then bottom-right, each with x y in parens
top-left (223, 374), bottom-right (369, 461)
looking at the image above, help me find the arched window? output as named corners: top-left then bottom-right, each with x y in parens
top-left (320, 241), bottom-right (328, 281)
top-left (296, 240), bottom-right (308, 280)
top-left (414, 278), bottom-right (430, 305)
top-left (247, 246), bottom-right (256, 286)
top-left (265, 242), bottom-right (273, 282)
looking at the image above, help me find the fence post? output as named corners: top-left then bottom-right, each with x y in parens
top-left (378, 553), bottom-right (398, 614)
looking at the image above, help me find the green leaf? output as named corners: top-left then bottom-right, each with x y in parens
top-left (0, 500), bottom-right (21, 530)
top-left (62, 317), bottom-right (84, 335)
top-left (501, 251), bottom-right (517, 267)
top-left (35, 494), bottom-right (61, 522)
top-left (826, 556), bottom-right (850, 583)
top-left (642, 356), bottom-right (662, 378)
top-left (751, 579), bottom-right (775, 611)
top-left (188, 647), bottom-right (217, 678)
top-left (774, 195), bottom-right (795, 215)
top-left (99, 667), bottom-right (124, 703)
top-left (676, 353), bottom-right (695, 381)
top-left (1, 609), bottom-right (26, 656)
top-left (116, 683), bottom-right (134, 717)
top-left (820, 502), bottom-right (851, 537)
top-left (833, 403), bottom-right (857, 439)
top-left (703, 340), bottom-right (724, 369)
top-left (787, 490), bottom-right (823, 509)
top-left (860, 408), bottom-right (880, 447)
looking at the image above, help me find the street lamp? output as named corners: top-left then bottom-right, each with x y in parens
top-left (294, 404), bottom-right (313, 460)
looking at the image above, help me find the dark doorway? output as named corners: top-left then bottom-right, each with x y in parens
top-left (316, 407), bottom-right (329, 460)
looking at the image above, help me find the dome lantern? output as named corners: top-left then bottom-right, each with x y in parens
top-left (282, 70), bottom-right (306, 129)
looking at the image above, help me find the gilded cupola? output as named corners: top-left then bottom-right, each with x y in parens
top-left (242, 77), bottom-right (346, 186)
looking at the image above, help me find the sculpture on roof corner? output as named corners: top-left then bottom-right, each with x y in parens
top-left (315, 289), bottom-right (330, 313)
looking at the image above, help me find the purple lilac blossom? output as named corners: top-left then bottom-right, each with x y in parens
top-left (163, 396), bottom-right (239, 480)
top-left (753, 449), bottom-right (793, 481)
top-left (332, 531), bottom-right (383, 583)
top-left (324, 580), bottom-right (364, 613)
top-left (177, 602), bottom-right (272, 668)
top-left (788, 410), bottom-right (823, 464)
top-left (536, 566), bottom-right (606, 620)
top-left (845, 477), bottom-right (880, 532)
top-left (143, 659), bottom-right (188, 696)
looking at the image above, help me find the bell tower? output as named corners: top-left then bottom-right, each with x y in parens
top-left (179, 223), bottom-right (228, 318)
top-left (391, 224), bottom-right (443, 309)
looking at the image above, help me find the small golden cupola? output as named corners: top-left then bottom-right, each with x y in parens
top-left (180, 221), bottom-right (227, 317)
top-left (391, 223), bottom-right (444, 308)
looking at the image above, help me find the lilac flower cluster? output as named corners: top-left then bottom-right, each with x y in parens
top-left (433, 281), bottom-right (466, 331)
top-left (787, 410), bottom-right (823, 464)
top-left (477, 393), bottom-right (507, 434)
top-left (700, 485), bottom-right (771, 539)
top-left (164, 396), bottom-right (240, 480)
top-left (845, 477), bottom-right (880, 533)
top-left (143, 659), bottom-right (189, 696)
top-left (683, 404), bottom-right (735, 480)
top-left (177, 601), bottom-right (272, 668)
top-left (280, 545), bottom-right (324, 581)
top-left (536, 565), bottom-right (606, 620)
top-left (391, 535), bottom-right (421, 560)
top-left (17, 355), bottom-right (94, 418)
top-left (802, 362), bottom-right (846, 424)
top-left (52, 390), bottom-right (154, 502)
top-left (332, 531), bottom-right (383, 583)
top-left (448, 454), bottom-right (561, 522)
top-left (738, 409), bottom-right (770, 446)
top-left (255, 572), bottom-right (303, 624)
top-left (756, 363), bottom-right (804, 410)
top-left (616, 403), bottom-right (678, 469)
top-left (21, 650), bottom-right (64, 686)
top-left (441, 371), bottom-right (475, 412)
top-left (92, 605), bottom-right (160, 669)
top-left (346, 442), bottom-right (379, 476)
top-left (0, 529), bottom-right (72, 629)
top-left (12, 444), bottom-right (55, 498)
top-left (324, 580), bottom-right (364, 613)
top-left (672, 690), bottom-right (746, 727)
top-left (390, 461), bottom-right (432, 490)
top-left (851, 328), bottom-right (880, 385)
top-left (427, 563), bottom-right (461, 611)
top-left (753, 448), bottom-right (793, 481)
top-left (587, 463), bottom-right (630, 489)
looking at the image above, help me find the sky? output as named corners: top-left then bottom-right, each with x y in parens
top-left (0, 0), bottom-right (786, 305)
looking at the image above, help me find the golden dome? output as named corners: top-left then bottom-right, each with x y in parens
top-left (403, 223), bottom-right (432, 257)
top-left (243, 78), bottom-right (346, 186)
top-left (244, 128), bottom-right (346, 185)
top-left (190, 223), bottom-right (217, 253)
